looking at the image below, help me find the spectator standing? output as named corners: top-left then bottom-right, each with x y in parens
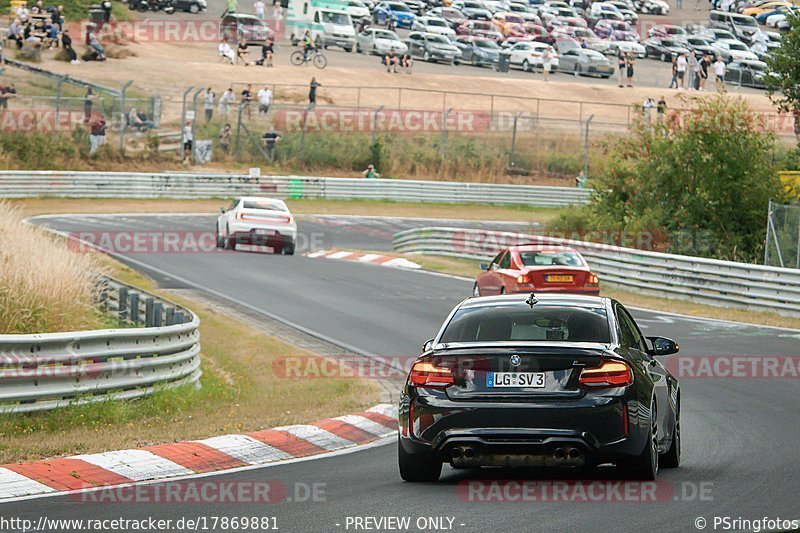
top-left (362, 164), bottom-right (380, 178)
top-left (656, 96), bottom-right (667, 124)
top-left (219, 87), bottom-right (235, 118)
top-left (254, 0), bottom-right (265, 20)
top-left (699, 53), bottom-right (709, 91)
top-left (309, 77), bottom-right (320, 105)
top-left (182, 120), bottom-right (193, 163)
top-left (203, 87), bottom-right (215, 122)
top-left (84, 88), bottom-right (96, 122)
top-left (713, 56), bottom-right (726, 91)
top-left (89, 114), bottom-right (107, 155)
top-left (542, 46), bottom-right (553, 81)
top-left (219, 123), bottom-right (232, 153)
top-left (261, 130), bottom-right (281, 161)
top-left (223, 0), bottom-right (238, 16)
top-left (51, 5), bottom-right (64, 31)
top-left (688, 52), bottom-right (699, 90)
top-left (575, 170), bottom-right (588, 188)
top-left (617, 51), bottom-right (626, 87)
top-left (626, 54), bottom-right (635, 87)
top-left (272, 2), bottom-right (282, 18)
top-left (642, 97), bottom-right (654, 126)
top-left (676, 52), bottom-right (687, 89)
top-left (668, 56), bottom-right (678, 89)
top-left (257, 85), bottom-right (272, 116)
top-left (241, 84), bottom-right (253, 118)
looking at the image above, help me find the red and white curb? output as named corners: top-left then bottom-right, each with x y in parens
top-left (0, 404), bottom-right (397, 501)
top-left (305, 250), bottom-right (421, 269)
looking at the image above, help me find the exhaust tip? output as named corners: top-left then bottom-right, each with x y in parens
top-left (553, 447), bottom-right (566, 460)
top-left (567, 447), bottom-right (581, 460)
top-left (451, 446), bottom-right (464, 460)
top-left (463, 446), bottom-right (477, 459)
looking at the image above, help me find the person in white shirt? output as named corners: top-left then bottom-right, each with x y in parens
top-left (203, 88), bottom-right (215, 122)
top-left (218, 88), bottom-right (235, 118)
top-left (676, 53), bottom-right (687, 90)
top-left (714, 57), bottom-right (726, 91)
top-left (182, 121), bottom-right (193, 163)
top-left (254, 0), bottom-right (265, 19)
top-left (642, 97), bottom-right (654, 126)
top-left (257, 85), bottom-right (273, 116)
top-left (218, 40), bottom-right (235, 64)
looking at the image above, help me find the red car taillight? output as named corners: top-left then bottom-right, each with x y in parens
top-left (517, 273), bottom-right (531, 284)
top-left (578, 360), bottom-right (633, 388)
top-left (587, 273), bottom-right (599, 285)
top-left (409, 361), bottom-right (454, 389)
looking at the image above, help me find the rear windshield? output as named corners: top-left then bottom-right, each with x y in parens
top-left (439, 305), bottom-right (610, 343)
top-left (519, 250), bottom-right (584, 267)
top-left (242, 200), bottom-right (287, 211)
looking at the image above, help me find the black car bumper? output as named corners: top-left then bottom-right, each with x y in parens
top-left (231, 230), bottom-right (294, 250)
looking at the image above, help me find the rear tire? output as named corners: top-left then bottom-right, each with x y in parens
top-left (216, 231), bottom-right (224, 248)
top-left (661, 416), bottom-right (680, 468)
top-left (283, 244), bottom-right (295, 255)
top-left (398, 439), bottom-right (442, 482)
top-left (620, 404), bottom-right (658, 480)
top-left (290, 50), bottom-right (304, 65)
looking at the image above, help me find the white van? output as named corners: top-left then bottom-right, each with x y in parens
top-left (288, 0), bottom-right (357, 52)
top-left (708, 10), bottom-right (760, 43)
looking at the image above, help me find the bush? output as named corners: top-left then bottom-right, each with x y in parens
top-left (551, 94), bottom-right (785, 262)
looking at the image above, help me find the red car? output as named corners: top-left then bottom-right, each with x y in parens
top-left (473, 245), bottom-right (600, 297)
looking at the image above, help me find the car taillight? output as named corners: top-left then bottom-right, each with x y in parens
top-left (587, 273), bottom-right (599, 285)
top-left (578, 360), bottom-right (633, 388)
top-left (517, 273), bottom-right (531, 284)
top-left (409, 361), bottom-right (454, 388)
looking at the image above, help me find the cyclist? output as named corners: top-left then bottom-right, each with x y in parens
top-left (302, 30), bottom-right (314, 61)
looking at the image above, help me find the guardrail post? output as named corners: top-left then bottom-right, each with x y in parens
top-left (165, 306), bottom-right (175, 326)
top-left (145, 297), bottom-right (154, 327)
top-left (191, 87), bottom-right (204, 164)
top-left (153, 302), bottom-right (163, 327)
top-left (118, 286), bottom-right (128, 321)
top-left (130, 292), bottom-right (140, 324)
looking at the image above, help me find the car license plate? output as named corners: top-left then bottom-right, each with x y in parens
top-left (253, 229), bottom-right (276, 235)
top-left (546, 275), bottom-right (573, 283)
top-left (487, 372), bottom-right (545, 388)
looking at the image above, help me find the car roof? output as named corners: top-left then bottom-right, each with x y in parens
top-left (459, 293), bottom-right (610, 310)
top-left (239, 196), bottom-right (287, 204)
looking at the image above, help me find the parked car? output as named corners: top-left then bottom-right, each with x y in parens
top-left (413, 15), bottom-right (457, 36)
top-left (492, 12), bottom-right (527, 36)
top-left (507, 40), bottom-right (559, 70)
top-left (594, 19), bottom-right (639, 41)
top-left (453, 35), bottom-right (502, 65)
top-left (507, 2), bottom-right (542, 22)
top-left (724, 59), bottom-right (768, 88)
top-left (711, 38), bottom-right (759, 61)
top-left (633, 0), bottom-right (669, 14)
top-left (558, 47), bottom-right (615, 76)
top-left (685, 36), bottom-right (729, 61)
top-left (425, 6), bottom-right (468, 27)
top-left (174, 0), bottom-right (206, 13)
top-left (373, 1), bottom-right (416, 27)
top-left (457, 19), bottom-right (504, 40)
top-left (220, 13), bottom-right (273, 45)
top-left (643, 38), bottom-right (690, 61)
top-left (452, 0), bottom-right (493, 19)
top-left (608, 39), bottom-right (646, 57)
top-left (648, 24), bottom-right (689, 42)
top-left (709, 10), bottom-right (760, 43)
top-left (742, 0), bottom-right (789, 17)
top-left (405, 31), bottom-right (463, 62)
top-left (356, 27), bottom-right (408, 54)
top-left (344, 0), bottom-right (371, 20)
top-left (608, 0), bottom-right (638, 22)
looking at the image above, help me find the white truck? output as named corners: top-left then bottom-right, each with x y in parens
top-left (288, 0), bottom-right (357, 52)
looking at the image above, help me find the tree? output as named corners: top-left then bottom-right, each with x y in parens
top-left (764, 11), bottom-right (800, 137)
top-left (551, 95), bottom-right (784, 263)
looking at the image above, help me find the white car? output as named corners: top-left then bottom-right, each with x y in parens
top-left (356, 27), bottom-right (408, 54)
top-left (507, 41), bottom-right (559, 71)
top-left (345, 0), bottom-right (371, 20)
top-left (610, 40), bottom-right (646, 58)
top-left (712, 38), bottom-right (759, 62)
top-left (216, 197), bottom-right (297, 254)
top-left (507, 2), bottom-right (540, 22)
top-left (412, 15), bottom-right (457, 36)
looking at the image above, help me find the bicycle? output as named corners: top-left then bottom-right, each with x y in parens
top-left (290, 46), bottom-right (327, 69)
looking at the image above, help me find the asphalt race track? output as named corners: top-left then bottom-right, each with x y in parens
top-left (5, 214), bottom-right (799, 532)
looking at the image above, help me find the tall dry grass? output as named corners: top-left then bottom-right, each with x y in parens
top-left (0, 202), bottom-right (104, 333)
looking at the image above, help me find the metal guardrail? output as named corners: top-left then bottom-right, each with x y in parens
top-left (0, 171), bottom-right (592, 207)
top-left (393, 227), bottom-right (800, 316)
top-left (0, 277), bottom-right (201, 413)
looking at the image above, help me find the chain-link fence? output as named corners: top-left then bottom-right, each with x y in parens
top-left (765, 201), bottom-right (800, 269)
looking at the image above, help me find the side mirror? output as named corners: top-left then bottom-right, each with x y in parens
top-left (219, 207), bottom-right (226, 213)
top-left (422, 338), bottom-right (434, 352)
top-left (647, 336), bottom-right (679, 356)
top-left (479, 262), bottom-right (489, 270)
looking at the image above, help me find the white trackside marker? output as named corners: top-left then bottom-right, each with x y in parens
top-left (367, 404), bottom-right (398, 418)
top-left (328, 251), bottom-right (354, 259)
top-left (0, 468), bottom-right (56, 498)
top-left (358, 254), bottom-right (383, 262)
top-left (306, 250), bottom-right (328, 258)
top-left (196, 434), bottom-right (292, 465)
top-left (75, 450), bottom-right (194, 481)
top-left (274, 425), bottom-right (355, 450)
top-left (334, 415), bottom-right (394, 436)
